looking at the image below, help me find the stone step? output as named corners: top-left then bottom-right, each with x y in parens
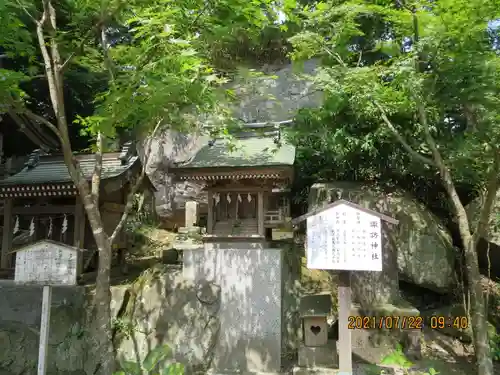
top-left (177, 226), bottom-right (202, 235)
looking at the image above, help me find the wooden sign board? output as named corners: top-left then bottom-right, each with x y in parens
top-left (306, 203), bottom-right (383, 271)
top-left (13, 240), bottom-right (79, 286)
top-left (292, 199), bottom-right (398, 373)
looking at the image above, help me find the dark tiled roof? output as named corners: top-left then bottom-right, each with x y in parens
top-left (176, 136), bottom-right (296, 169)
top-left (0, 152), bottom-right (139, 186)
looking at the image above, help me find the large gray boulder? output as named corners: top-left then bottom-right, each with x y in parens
top-left (309, 183), bottom-right (456, 296)
top-left (230, 59), bottom-right (321, 123)
top-left (139, 60), bottom-right (322, 218)
top-left (138, 130), bottom-right (209, 217)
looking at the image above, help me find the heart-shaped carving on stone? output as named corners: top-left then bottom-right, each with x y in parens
top-left (310, 325), bottom-right (321, 335)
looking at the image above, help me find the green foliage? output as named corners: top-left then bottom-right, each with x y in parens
top-left (114, 344), bottom-right (185, 375)
top-left (0, 0), bottom-right (290, 146)
top-left (488, 323), bottom-right (500, 361)
top-left (287, 0), bottom-right (500, 218)
top-left (111, 317), bottom-right (137, 339)
top-left (380, 344), bottom-right (414, 369)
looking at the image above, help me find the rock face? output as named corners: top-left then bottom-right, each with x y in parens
top-left (309, 183), bottom-right (456, 297)
top-left (139, 130), bottom-right (209, 218)
top-left (231, 59), bottom-right (321, 123)
top-left (113, 265), bottom-right (220, 374)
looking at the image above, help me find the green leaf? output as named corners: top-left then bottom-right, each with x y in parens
top-left (118, 361), bottom-right (141, 375)
top-left (142, 345), bottom-right (172, 371)
top-left (162, 363), bottom-right (185, 375)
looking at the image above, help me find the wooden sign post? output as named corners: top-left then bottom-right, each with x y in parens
top-left (292, 199), bottom-right (398, 373)
top-left (12, 240), bottom-right (79, 375)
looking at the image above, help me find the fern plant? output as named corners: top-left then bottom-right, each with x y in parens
top-left (380, 345), bottom-right (439, 375)
top-left (114, 345), bottom-right (185, 375)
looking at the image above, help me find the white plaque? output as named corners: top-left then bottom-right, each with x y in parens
top-left (306, 203), bottom-right (382, 271)
top-left (14, 240), bottom-right (78, 285)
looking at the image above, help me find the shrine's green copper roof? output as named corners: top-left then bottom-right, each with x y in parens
top-left (176, 136), bottom-right (296, 169)
top-left (0, 152), bottom-right (138, 186)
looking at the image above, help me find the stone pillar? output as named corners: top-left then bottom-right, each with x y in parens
top-left (73, 198), bottom-right (86, 275)
top-left (1, 198), bottom-right (13, 268)
top-left (185, 201), bottom-right (199, 228)
top-left (207, 190), bottom-right (213, 234)
top-left (257, 191), bottom-right (264, 236)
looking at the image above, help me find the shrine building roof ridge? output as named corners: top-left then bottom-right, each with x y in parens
top-left (173, 135), bottom-right (296, 170)
top-left (0, 149), bottom-right (139, 187)
top-left (291, 199), bottom-right (399, 226)
top-left (0, 142), bottom-right (155, 198)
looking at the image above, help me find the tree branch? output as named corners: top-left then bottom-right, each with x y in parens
top-left (21, 109), bottom-right (64, 145)
top-left (374, 101), bottom-right (436, 166)
top-left (15, 0), bottom-right (36, 21)
top-left (109, 119), bottom-right (162, 244)
top-left (472, 146), bottom-right (500, 242)
top-left (417, 102), bottom-right (472, 234)
top-left (91, 133), bottom-right (103, 204)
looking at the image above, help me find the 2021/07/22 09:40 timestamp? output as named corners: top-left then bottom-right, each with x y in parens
top-left (348, 315), bottom-right (469, 330)
top-left (429, 316), bottom-right (469, 330)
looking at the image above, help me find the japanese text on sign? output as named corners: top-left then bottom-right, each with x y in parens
top-left (306, 204), bottom-right (382, 271)
top-left (14, 242), bottom-right (78, 285)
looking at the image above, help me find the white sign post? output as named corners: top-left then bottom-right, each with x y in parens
top-left (12, 240), bottom-right (79, 375)
top-left (292, 199), bottom-right (398, 373)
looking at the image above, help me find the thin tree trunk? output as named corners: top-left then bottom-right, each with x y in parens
top-left (34, 2), bottom-right (115, 373)
top-left (417, 104), bottom-right (494, 375)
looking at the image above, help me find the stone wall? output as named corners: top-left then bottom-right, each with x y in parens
top-left (183, 244), bottom-right (283, 373)
top-left (0, 283), bottom-right (88, 375)
top-left (0, 267), bottom-right (224, 375)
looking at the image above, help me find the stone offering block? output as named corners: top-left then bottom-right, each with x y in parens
top-left (298, 340), bottom-right (338, 369)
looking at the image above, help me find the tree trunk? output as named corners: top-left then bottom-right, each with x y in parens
top-left (417, 103), bottom-right (494, 375)
top-left (91, 231), bottom-right (115, 375)
top-left (462, 234), bottom-right (494, 374)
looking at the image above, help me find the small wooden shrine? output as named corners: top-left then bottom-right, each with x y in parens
top-left (170, 127), bottom-right (295, 238)
top-left (0, 142), bottom-right (155, 274)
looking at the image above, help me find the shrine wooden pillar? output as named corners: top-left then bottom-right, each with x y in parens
top-left (1, 198), bottom-right (13, 268)
top-left (257, 191), bottom-right (264, 236)
top-left (73, 197), bottom-right (86, 275)
top-left (207, 189), bottom-right (213, 234)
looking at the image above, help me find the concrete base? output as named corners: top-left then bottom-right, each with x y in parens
top-left (292, 368), bottom-right (340, 375)
top-left (298, 340), bottom-right (338, 369)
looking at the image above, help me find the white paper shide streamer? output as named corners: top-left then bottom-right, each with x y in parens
top-left (247, 193), bottom-right (252, 202)
top-left (214, 193), bottom-right (220, 205)
top-left (62, 214), bottom-right (68, 234)
top-left (47, 217), bottom-right (53, 238)
top-left (237, 194), bottom-right (242, 202)
top-left (13, 216), bottom-right (19, 234)
top-left (226, 193), bottom-right (231, 204)
top-left (29, 217), bottom-right (35, 237)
